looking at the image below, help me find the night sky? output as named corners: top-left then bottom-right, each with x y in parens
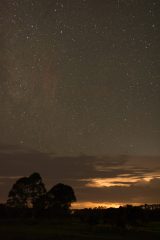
top-left (0, 0), bottom-right (160, 207)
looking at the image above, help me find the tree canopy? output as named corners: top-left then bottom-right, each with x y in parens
top-left (6, 173), bottom-right (76, 212)
top-left (7, 173), bottom-right (46, 208)
top-left (46, 183), bottom-right (77, 210)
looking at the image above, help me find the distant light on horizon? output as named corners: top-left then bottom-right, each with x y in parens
top-left (72, 201), bottom-right (143, 209)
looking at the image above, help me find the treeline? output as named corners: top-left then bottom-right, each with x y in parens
top-left (0, 203), bottom-right (160, 228)
top-left (74, 205), bottom-right (160, 228)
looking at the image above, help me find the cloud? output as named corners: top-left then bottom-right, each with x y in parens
top-left (0, 144), bottom-right (160, 205)
top-left (74, 178), bottom-right (160, 204)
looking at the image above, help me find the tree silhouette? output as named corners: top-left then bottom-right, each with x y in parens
top-left (6, 173), bottom-right (76, 217)
top-left (7, 177), bottom-right (29, 208)
top-left (7, 173), bottom-right (46, 208)
top-left (46, 183), bottom-right (76, 210)
top-left (27, 172), bottom-right (46, 208)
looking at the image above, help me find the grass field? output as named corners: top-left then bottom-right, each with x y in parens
top-left (0, 219), bottom-right (160, 240)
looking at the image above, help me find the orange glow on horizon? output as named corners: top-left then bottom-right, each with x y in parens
top-left (72, 201), bottom-right (142, 209)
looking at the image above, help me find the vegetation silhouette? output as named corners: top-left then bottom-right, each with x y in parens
top-left (1, 173), bottom-right (160, 239)
top-left (7, 173), bottom-right (46, 209)
top-left (5, 172), bottom-right (76, 218)
top-left (45, 183), bottom-right (76, 212)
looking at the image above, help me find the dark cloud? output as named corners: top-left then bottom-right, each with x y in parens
top-left (0, 144), bottom-right (160, 205)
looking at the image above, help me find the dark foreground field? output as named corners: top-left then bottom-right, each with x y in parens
top-left (1, 219), bottom-right (160, 240)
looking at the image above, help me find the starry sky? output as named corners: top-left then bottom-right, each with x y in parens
top-left (0, 0), bottom-right (160, 207)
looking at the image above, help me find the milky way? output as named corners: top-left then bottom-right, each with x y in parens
top-left (0, 0), bottom-right (160, 155)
